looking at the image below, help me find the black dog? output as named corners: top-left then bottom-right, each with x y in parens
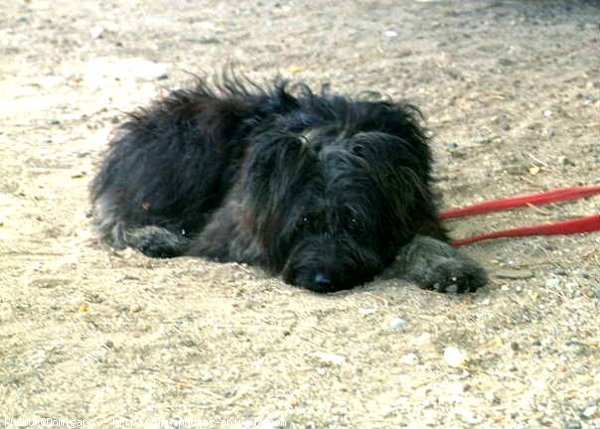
top-left (91, 76), bottom-right (487, 293)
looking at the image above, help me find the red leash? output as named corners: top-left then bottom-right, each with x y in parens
top-left (440, 185), bottom-right (600, 247)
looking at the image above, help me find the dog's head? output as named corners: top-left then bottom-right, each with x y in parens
top-left (243, 99), bottom-right (439, 292)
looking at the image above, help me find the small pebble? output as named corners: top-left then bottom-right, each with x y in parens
top-left (545, 278), bottom-right (560, 288)
top-left (384, 30), bottom-right (398, 37)
top-left (444, 346), bottom-right (468, 368)
top-left (399, 353), bottom-right (418, 365)
top-left (582, 405), bottom-right (597, 419)
top-left (495, 269), bottom-right (534, 279)
top-left (559, 156), bottom-right (576, 166)
top-left (485, 391), bottom-right (501, 405)
top-left (90, 25), bottom-right (106, 39)
top-left (415, 332), bottom-right (432, 347)
top-left (389, 318), bottom-right (407, 330)
top-left (312, 352), bottom-right (345, 366)
top-left (554, 268), bottom-right (568, 276)
top-left (564, 421), bottom-right (582, 429)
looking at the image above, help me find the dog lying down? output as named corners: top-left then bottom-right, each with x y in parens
top-left (91, 76), bottom-right (487, 293)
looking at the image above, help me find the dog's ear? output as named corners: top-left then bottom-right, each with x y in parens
top-left (349, 130), bottom-right (438, 242)
top-left (351, 131), bottom-right (428, 179)
top-left (352, 101), bottom-right (432, 178)
top-left (240, 135), bottom-right (319, 270)
top-left (244, 135), bottom-right (305, 193)
top-left (242, 135), bottom-right (316, 226)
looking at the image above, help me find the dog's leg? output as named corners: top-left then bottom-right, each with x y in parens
top-left (124, 226), bottom-right (190, 258)
top-left (186, 196), bottom-right (263, 265)
top-left (91, 81), bottom-right (257, 259)
top-left (92, 193), bottom-right (189, 258)
top-left (398, 235), bottom-right (487, 293)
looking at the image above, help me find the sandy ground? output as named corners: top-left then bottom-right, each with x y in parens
top-left (1, 0), bottom-right (599, 428)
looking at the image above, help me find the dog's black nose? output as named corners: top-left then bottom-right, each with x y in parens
top-left (314, 272), bottom-right (332, 288)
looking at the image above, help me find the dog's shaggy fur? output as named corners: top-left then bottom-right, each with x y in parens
top-left (91, 77), bottom-right (487, 293)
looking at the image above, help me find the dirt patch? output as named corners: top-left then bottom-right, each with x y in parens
top-left (1, 1), bottom-right (598, 428)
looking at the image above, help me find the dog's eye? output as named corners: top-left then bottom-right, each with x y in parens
top-left (300, 215), bottom-right (313, 228)
top-left (348, 217), bottom-right (362, 231)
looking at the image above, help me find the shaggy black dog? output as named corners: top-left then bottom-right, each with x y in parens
top-left (91, 76), bottom-right (487, 293)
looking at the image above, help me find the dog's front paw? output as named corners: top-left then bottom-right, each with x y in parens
top-left (400, 236), bottom-right (488, 293)
top-left (126, 226), bottom-right (189, 258)
top-left (420, 256), bottom-right (487, 293)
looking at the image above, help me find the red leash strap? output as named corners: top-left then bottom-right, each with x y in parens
top-left (440, 185), bottom-right (600, 219)
top-left (450, 214), bottom-right (600, 247)
top-left (440, 185), bottom-right (600, 247)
